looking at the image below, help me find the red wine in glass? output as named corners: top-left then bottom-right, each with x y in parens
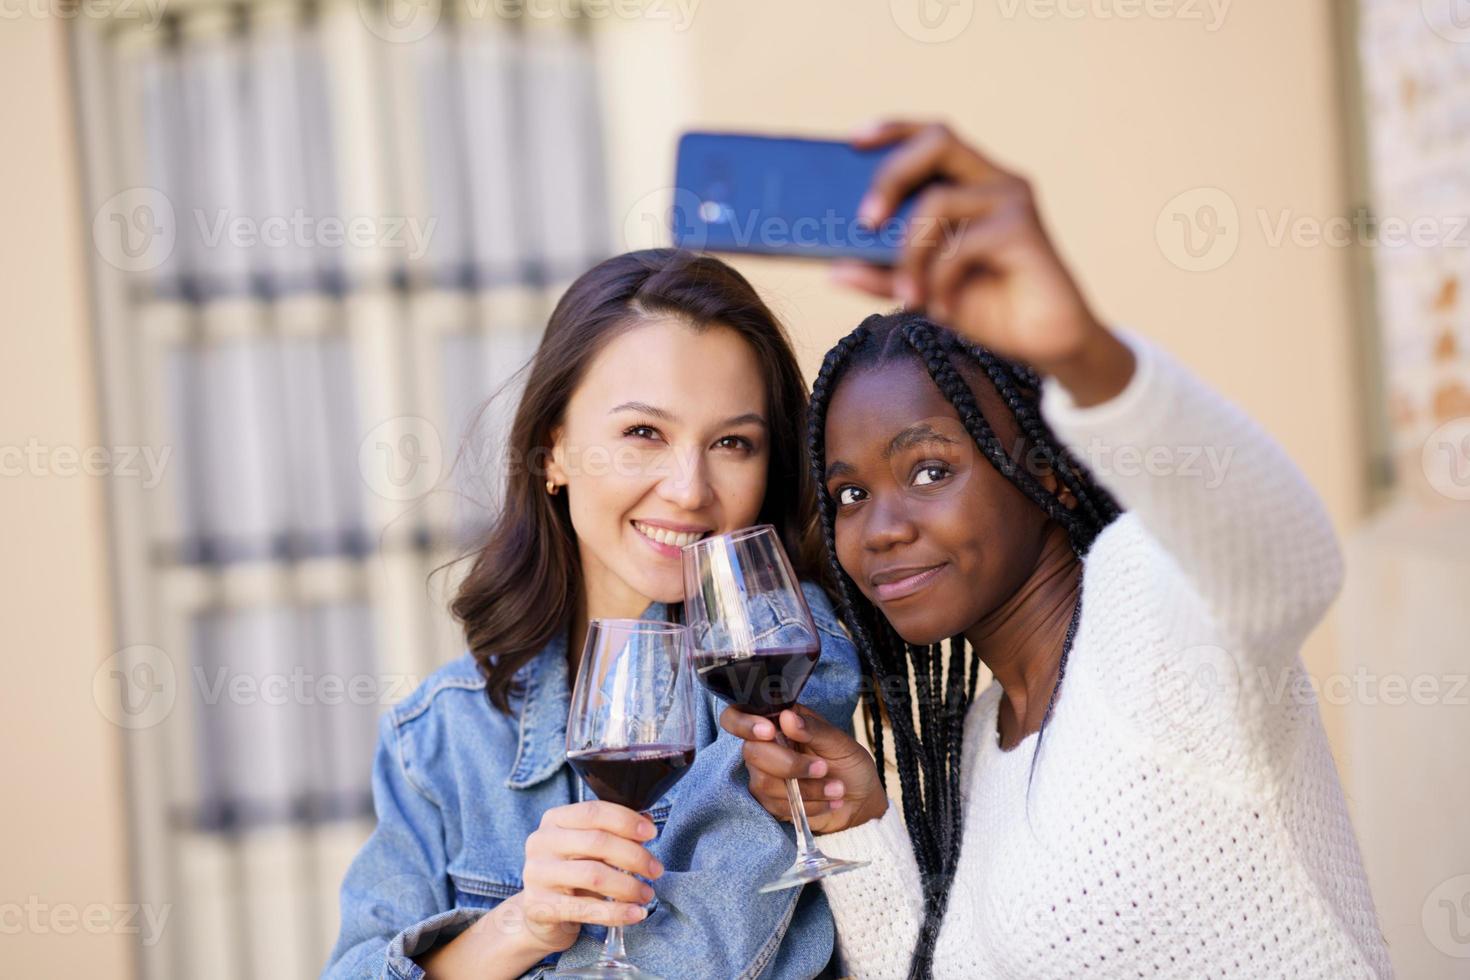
top-left (563, 619), bottom-right (697, 980)
top-left (692, 644), bottom-right (819, 716)
top-left (681, 524), bottom-right (867, 893)
top-left (567, 745), bottom-right (696, 813)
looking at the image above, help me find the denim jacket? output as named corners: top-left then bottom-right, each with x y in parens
top-left (324, 581), bottom-right (861, 980)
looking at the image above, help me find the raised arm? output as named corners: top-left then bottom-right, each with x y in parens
top-left (834, 117), bottom-right (1342, 652)
top-left (1042, 330), bottom-right (1344, 652)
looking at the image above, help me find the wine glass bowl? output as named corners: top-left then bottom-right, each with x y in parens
top-left (563, 618), bottom-right (697, 980)
top-left (681, 525), bottom-right (867, 893)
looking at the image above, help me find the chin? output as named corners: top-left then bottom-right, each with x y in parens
top-left (631, 567), bottom-right (687, 609)
top-left (874, 600), bottom-right (973, 648)
top-left (887, 618), bottom-right (954, 647)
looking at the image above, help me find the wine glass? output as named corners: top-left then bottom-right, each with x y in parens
top-left (681, 524), bottom-right (866, 893)
top-left (563, 619), bottom-right (697, 980)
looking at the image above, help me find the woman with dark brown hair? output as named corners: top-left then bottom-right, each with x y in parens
top-left (326, 249), bottom-right (862, 979)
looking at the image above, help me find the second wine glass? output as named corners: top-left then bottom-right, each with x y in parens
top-left (681, 524), bottom-right (867, 893)
top-left (564, 618), bottom-right (698, 980)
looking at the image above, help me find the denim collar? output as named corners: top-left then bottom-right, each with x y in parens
top-left (505, 601), bottom-right (675, 789)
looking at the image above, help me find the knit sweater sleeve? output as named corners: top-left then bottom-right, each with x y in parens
top-left (1041, 330), bottom-right (1345, 654)
top-left (810, 803), bottom-right (926, 980)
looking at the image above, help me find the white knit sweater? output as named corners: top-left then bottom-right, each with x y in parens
top-left (816, 333), bottom-right (1392, 979)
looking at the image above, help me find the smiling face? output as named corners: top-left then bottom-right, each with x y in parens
top-left (823, 357), bottom-right (1060, 646)
top-left (547, 315), bottom-right (771, 615)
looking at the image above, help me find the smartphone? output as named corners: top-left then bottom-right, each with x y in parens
top-left (670, 131), bottom-right (920, 265)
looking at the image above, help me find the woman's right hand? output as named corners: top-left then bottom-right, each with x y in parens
top-left (512, 800), bottom-right (663, 953)
top-left (419, 800), bottom-right (662, 978)
top-left (720, 703), bottom-right (887, 835)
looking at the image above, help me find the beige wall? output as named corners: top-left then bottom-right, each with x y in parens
top-left (600, 0), bottom-right (1364, 757)
top-left (0, 17), bottom-right (135, 980)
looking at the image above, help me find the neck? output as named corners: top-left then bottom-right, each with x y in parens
top-left (962, 525), bottom-right (1082, 747)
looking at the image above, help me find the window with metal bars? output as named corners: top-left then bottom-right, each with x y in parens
top-left (72, 4), bottom-right (610, 977)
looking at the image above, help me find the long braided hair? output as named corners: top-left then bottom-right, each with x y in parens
top-left (807, 311), bottom-right (1122, 978)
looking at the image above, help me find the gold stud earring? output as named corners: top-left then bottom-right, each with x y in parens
top-left (546, 480), bottom-right (559, 496)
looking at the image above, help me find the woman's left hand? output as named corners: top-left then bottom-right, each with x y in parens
top-left (836, 120), bottom-right (1134, 405)
top-left (720, 703), bottom-right (888, 835)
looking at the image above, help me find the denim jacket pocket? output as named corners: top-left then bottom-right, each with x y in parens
top-left (446, 866), bottom-right (521, 911)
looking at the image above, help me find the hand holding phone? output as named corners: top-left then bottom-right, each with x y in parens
top-left (828, 120), bottom-right (1117, 384)
top-left (673, 121), bottom-right (1128, 403)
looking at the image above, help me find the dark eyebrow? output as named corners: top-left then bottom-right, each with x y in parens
top-left (883, 423), bottom-right (960, 461)
top-left (825, 424), bottom-right (960, 483)
top-left (611, 401), bottom-right (676, 422)
top-left (610, 403), bottom-right (769, 430)
top-left (720, 412), bottom-right (769, 430)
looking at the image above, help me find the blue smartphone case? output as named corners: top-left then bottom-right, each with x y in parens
top-left (670, 132), bottom-right (916, 265)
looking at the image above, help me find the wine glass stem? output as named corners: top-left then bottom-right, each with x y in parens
top-left (600, 924), bottom-right (628, 964)
top-left (775, 732), bottom-right (821, 860)
top-left (597, 806), bottom-right (654, 965)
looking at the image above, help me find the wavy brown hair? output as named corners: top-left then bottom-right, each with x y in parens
top-left (452, 249), bottom-right (826, 712)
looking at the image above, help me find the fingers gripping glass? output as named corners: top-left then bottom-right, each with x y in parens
top-left (681, 524), bottom-right (866, 893)
top-left (565, 619), bottom-right (698, 980)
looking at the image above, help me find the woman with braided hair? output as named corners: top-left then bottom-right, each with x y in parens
top-left (721, 121), bottom-right (1390, 978)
